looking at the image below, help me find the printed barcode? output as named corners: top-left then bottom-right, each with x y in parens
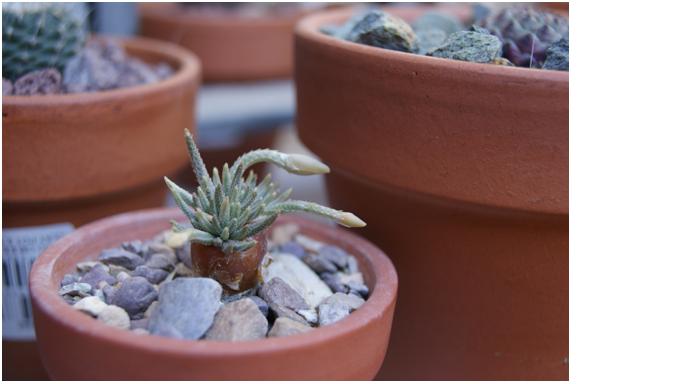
top-left (2, 223), bottom-right (74, 340)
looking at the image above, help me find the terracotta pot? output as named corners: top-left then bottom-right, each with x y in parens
top-left (2, 36), bottom-right (200, 380)
top-left (29, 208), bottom-right (398, 380)
top-left (295, 7), bottom-right (568, 380)
top-left (139, 3), bottom-right (309, 81)
top-left (191, 232), bottom-right (267, 292)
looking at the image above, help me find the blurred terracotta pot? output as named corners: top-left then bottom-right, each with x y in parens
top-left (2, 36), bottom-right (200, 380)
top-left (29, 208), bottom-right (398, 380)
top-left (139, 3), bottom-right (311, 81)
top-left (295, 7), bottom-right (568, 380)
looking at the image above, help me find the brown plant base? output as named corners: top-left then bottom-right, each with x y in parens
top-left (191, 232), bottom-right (267, 293)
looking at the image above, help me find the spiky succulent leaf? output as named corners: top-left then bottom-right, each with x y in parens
top-left (164, 129), bottom-right (365, 253)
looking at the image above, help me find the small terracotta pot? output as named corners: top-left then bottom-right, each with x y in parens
top-left (29, 208), bottom-right (398, 380)
top-left (2, 36), bottom-right (201, 228)
top-left (191, 232), bottom-right (267, 292)
top-left (139, 3), bottom-right (307, 81)
top-left (295, 7), bottom-right (568, 380)
top-left (1, 36), bottom-right (199, 380)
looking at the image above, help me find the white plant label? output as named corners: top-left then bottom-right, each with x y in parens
top-left (3, 223), bottom-right (74, 340)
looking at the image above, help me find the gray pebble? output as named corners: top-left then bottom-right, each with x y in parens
top-left (111, 276), bottom-right (158, 320)
top-left (318, 245), bottom-right (349, 269)
top-left (258, 277), bottom-right (309, 312)
top-left (99, 248), bottom-right (144, 270)
top-left (13, 69), bottom-right (62, 95)
top-left (60, 274), bottom-right (79, 287)
top-left (145, 253), bottom-right (175, 271)
top-left (542, 38), bottom-right (569, 71)
top-left (80, 264), bottom-right (116, 288)
top-left (132, 265), bottom-right (169, 284)
top-left (412, 11), bottom-right (463, 35)
top-left (148, 277), bottom-right (222, 340)
top-left (348, 10), bottom-right (418, 53)
top-left (302, 253), bottom-right (337, 274)
top-left (318, 293), bottom-right (365, 326)
top-left (268, 317), bottom-right (312, 338)
top-left (59, 282), bottom-right (92, 297)
top-left (205, 299), bottom-right (268, 341)
top-left (248, 296), bottom-right (269, 317)
top-left (278, 241), bottom-right (306, 258)
top-left (428, 30), bottom-right (502, 63)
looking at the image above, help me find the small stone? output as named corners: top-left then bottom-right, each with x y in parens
top-left (145, 252), bottom-right (176, 271)
top-left (347, 281), bottom-right (370, 299)
top-left (176, 242), bottom-right (192, 268)
top-left (318, 293), bottom-right (365, 326)
top-left (60, 274), bottom-right (79, 287)
top-left (258, 277), bottom-right (309, 312)
top-left (262, 253), bottom-right (333, 308)
top-left (62, 54), bottom-right (90, 93)
top-left (144, 301), bottom-right (159, 318)
top-left (99, 248), bottom-right (144, 270)
top-left (145, 243), bottom-right (176, 260)
top-left (296, 309), bottom-right (318, 324)
top-left (173, 262), bottom-right (195, 277)
top-left (59, 282), bottom-right (92, 297)
top-left (248, 296), bottom-right (269, 317)
top-left (108, 265), bottom-right (131, 278)
top-left (116, 271), bottom-right (131, 283)
top-left (302, 253), bottom-right (337, 274)
top-left (102, 284), bottom-right (117, 304)
top-left (492, 57), bottom-right (515, 66)
top-left (268, 317), bottom-right (313, 338)
top-left (80, 264), bottom-right (116, 288)
top-left (148, 277), bottom-right (222, 340)
top-left (412, 11), bottom-right (463, 35)
top-left (295, 234), bottom-right (325, 252)
top-left (320, 273), bottom-right (347, 293)
top-left (428, 30), bottom-right (503, 63)
top-left (277, 241), bottom-right (306, 258)
top-left (132, 265), bottom-right (169, 284)
top-left (542, 38), bottom-right (569, 71)
top-left (348, 10), bottom-right (418, 53)
top-left (205, 299), bottom-right (268, 341)
top-left (318, 245), bottom-right (349, 269)
top-left (338, 272), bottom-right (364, 286)
top-left (13, 69), bottom-right (62, 95)
top-left (73, 296), bottom-right (108, 317)
top-left (271, 223), bottom-right (300, 245)
top-left (97, 305), bottom-right (130, 330)
top-left (77, 261), bottom-right (108, 273)
top-left (121, 240), bottom-right (145, 255)
top-left (269, 302), bottom-right (308, 324)
top-left (111, 276), bottom-right (158, 319)
top-left (416, 28), bottom-right (448, 55)
top-left (130, 318), bottom-right (149, 330)
top-left (3, 78), bottom-right (13, 95)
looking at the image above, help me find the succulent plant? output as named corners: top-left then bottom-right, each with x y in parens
top-left (479, 6), bottom-right (568, 68)
top-left (2, 2), bottom-right (89, 80)
top-left (165, 129), bottom-right (366, 254)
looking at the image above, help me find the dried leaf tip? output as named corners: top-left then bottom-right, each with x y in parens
top-left (284, 154), bottom-right (330, 175)
top-left (337, 212), bottom-right (367, 228)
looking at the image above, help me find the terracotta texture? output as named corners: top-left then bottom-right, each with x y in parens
top-left (29, 208), bottom-right (398, 380)
top-left (140, 3), bottom-right (306, 81)
top-left (191, 232), bottom-right (267, 292)
top-left (295, 7), bottom-right (568, 380)
top-left (2, 36), bottom-right (199, 380)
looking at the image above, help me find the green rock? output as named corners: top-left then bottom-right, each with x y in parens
top-left (347, 10), bottom-right (417, 53)
top-left (428, 30), bottom-right (502, 63)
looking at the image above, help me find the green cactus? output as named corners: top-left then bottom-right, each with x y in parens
top-left (2, 2), bottom-right (89, 80)
top-left (165, 129), bottom-right (366, 254)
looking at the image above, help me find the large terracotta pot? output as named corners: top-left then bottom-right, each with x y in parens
top-left (295, 7), bottom-right (568, 380)
top-left (29, 208), bottom-right (398, 380)
top-left (139, 3), bottom-right (307, 82)
top-left (2, 36), bottom-right (200, 380)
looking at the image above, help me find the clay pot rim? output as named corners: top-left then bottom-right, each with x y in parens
top-left (2, 35), bottom-right (200, 107)
top-left (295, 6), bottom-right (569, 81)
top-left (140, 3), bottom-right (306, 27)
top-left (29, 208), bottom-right (398, 357)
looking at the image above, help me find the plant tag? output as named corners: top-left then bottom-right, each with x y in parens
top-left (2, 223), bottom-right (74, 341)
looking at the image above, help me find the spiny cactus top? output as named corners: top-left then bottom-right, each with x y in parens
top-left (165, 129), bottom-right (366, 253)
top-left (2, 2), bottom-right (89, 80)
top-left (480, 7), bottom-right (568, 68)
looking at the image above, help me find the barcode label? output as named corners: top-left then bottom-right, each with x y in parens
top-left (2, 223), bottom-right (74, 340)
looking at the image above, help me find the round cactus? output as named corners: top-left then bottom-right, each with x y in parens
top-left (480, 6), bottom-right (568, 68)
top-left (2, 2), bottom-right (89, 80)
